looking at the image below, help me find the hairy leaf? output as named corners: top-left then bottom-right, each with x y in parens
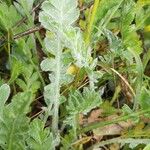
top-left (27, 119), bottom-right (54, 150)
top-left (67, 88), bottom-right (102, 115)
top-left (0, 84), bottom-right (10, 118)
top-left (39, 0), bottom-right (79, 31)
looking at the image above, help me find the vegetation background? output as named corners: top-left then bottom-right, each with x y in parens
top-left (0, 0), bottom-right (150, 149)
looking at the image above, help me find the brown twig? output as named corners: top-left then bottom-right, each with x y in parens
top-left (13, 25), bottom-right (44, 39)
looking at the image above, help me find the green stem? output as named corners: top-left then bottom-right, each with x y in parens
top-left (52, 36), bottom-right (61, 138)
top-left (79, 109), bottom-right (150, 134)
top-left (87, 137), bottom-right (150, 150)
top-left (7, 30), bottom-right (11, 66)
top-left (85, 0), bottom-right (100, 45)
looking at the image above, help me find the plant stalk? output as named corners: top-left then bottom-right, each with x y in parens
top-left (79, 109), bottom-right (150, 134)
top-left (52, 36), bottom-right (61, 138)
top-left (85, 0), bottom-right (100, 45)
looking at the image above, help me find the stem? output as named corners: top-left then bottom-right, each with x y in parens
top-left (52, 36), bottom-right (61, 137)
top-left (87, 137), bottom-right (150, 150)
top-left (85, 0), bottom-right (100, 45)
top-left (7, 30), bottom-right (11, 66)
top-left (79, 109), bottom-right (150, 134)
top-left (14, 26), bottom-right (43, 40)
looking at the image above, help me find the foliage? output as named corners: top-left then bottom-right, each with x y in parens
top-left (0, 0), bottom-right (150, 149)
top-left (67, 87), bottom-right (102, 115)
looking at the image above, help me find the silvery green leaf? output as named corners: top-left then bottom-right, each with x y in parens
top-left (103, 29), bottom-right (122, 53)
top-left (61, 51), bottom-right (74, 66)
top-left (48, 73), bottom-right (56, 83)
top-left (67, 88), bottom-right (102, 115)
top-left (65, 28), bottom-right (91, 67)
top-left (40, 58), bottom-right (56, 72)
top-left (60, 96), bottom-right (67, 104)
top-left (60, 73), bottom-right (74, 85)
top-left (87, 70), bottom-right (104, 86)
top-left (128, 139), bottom-right (150, 149)
top-left (0, 84), bottom-right (10, 117)
top-left (39, 0), bottom-right (79, 30)
top-left (39, 12), bottom-right (52, 30)
top-left (44, 35), bottom-right (58, 55)
top-left (89, 58), bottom-right (98, 70)
top-left (44, 83), bottom-right (56, 105)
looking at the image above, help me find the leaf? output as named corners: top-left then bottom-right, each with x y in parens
top-left (6, 92), bottom-right (33, 117)
top-left (103, 29), bottom-right (122, 53)
top-left (120, 0), bottom-right (143, 54)
top-left (0, 92), bottom-right (33, 150)
top-left (138, 0), bottom-right (150, 4)
top-left (16, 65), bottom-right (41, 93)
top-left (44, 33), bottom-right (58, 55)
top-left (120, 0), bottom-right (136, 30)
top-left (67, 88), bottom-right (102, 115)
top-left (95, 0), bottom-right (123, 28)
top-left (8, 58), bottom-right (23, 84)
top-left (144, 144), bottom-right (150, 150)
top-left (0, 116), bottom-right (29, 150)
top-left (60, 129), bottom-right (76, 150)
top-left (16, 79), bottom-right (27, 91)
top-left (0, 2), bottom-right (21, 31)
top-left (139, 87), bottom-right (150, 111)
top-left (27, 119), bottom-right (54, 150)
top-left (122, 104), bottom-right (139, 123)
top-left (64, 28), bottom-right (91, 67)
top-left (0, 84), bottom-right (10, 117)
top-left (41, 58), bottom-right (56, 72)
top-left (43, 83), bottom-right (56, 106)
top-left (39, 0), bottom-right (79, 30)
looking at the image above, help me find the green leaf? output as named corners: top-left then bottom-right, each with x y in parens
top-left (16, 65), bottom-right (41, 93)
top-left (0, 116), bottom-right (29, 150)
top-left (44, 33), bottom-right (58, 55)
top-left (8, 57), bottom-right (23, 84)
top-left (60, 129), bottom-right (76, 150)
top-left (67, 88), bottom-right (102, 115)
top-left (0, 3), bottom-right (21, 31)
top-left (120, 0), bottom-right (143, 54)
top-left (139, 87), bottom-right (150, 110)
top-left (0, 84), bottom-right (10, 117)
top-left (41, 58), bottom-right (56, 72)
top-left (27, 119), bottom-right (54, 150)
top-left (0, 92), bottom-right (33, 150)
top-left (144, 144), bottom-right (150, 150)
top-left (122, 104), bottom-right (139, 123)
top-left (102, 29), bottom-right (122, 54)
top-left (39, 0), bottom-right (79, 30)
top-left (64, 28), bottom-right (91, 67)
top-left (6, 92), bottom-right (33, 117)
top-left (95, 0), bottom-right (123, 28)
